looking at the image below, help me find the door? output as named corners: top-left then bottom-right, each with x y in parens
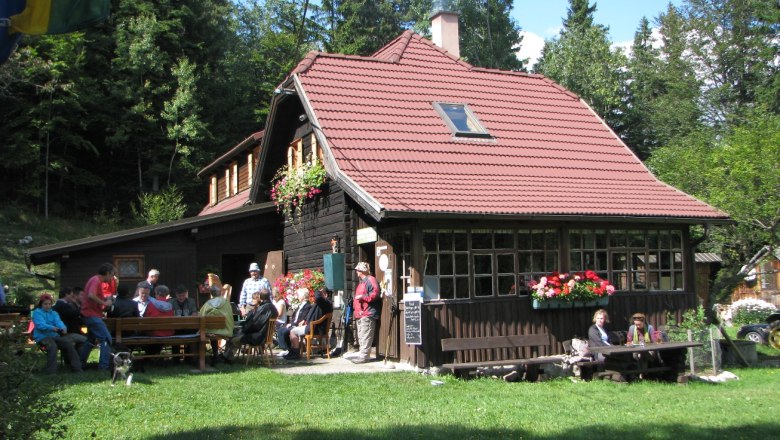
top-left (375, 239), bottom-right (399, 358)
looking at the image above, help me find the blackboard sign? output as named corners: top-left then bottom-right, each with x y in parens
top-left (404, 299), bottom-right (422, 345)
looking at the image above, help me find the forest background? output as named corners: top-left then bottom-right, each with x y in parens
top-left (1, 0), bottom-right (778, 302)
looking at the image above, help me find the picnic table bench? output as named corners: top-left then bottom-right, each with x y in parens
top-left (103, 316), bottom-right (227, 371)
top-left (441, 333), bottom-right (564, 380)
top-left (588, 341), bottom-right (703, 383)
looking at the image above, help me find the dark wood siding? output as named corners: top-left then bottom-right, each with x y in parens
top-left (283, 183), bottom-right (349, 272)
top-left (238, 161), bottom-right (250, 192)
top-left (57, 213), bottom-right (281, 306)
top-left (399, 292), bottom-right (698, 368)
top-left (58, 231), bottom-right (197, 293)
top-left (217, 175), bottom-right (227, 201)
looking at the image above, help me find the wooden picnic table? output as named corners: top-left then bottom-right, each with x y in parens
top-left (589, 341), bottom-right (703, 383)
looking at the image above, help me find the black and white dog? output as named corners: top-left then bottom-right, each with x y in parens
top-left (111, 352), bottom-right (134, 386)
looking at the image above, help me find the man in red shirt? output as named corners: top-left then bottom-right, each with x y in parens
top-left (79, 263), bottom-right (115, 371)
top-left (343, 262), bottom-right (380, 363)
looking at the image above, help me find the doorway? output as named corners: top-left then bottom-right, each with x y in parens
top-left (221, 253), bottom-right (255, 303)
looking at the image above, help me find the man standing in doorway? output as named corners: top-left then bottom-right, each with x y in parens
top-left (239, 263), bottom-right (271, 316)
top-left (343, 262), bottom-right (380, 363)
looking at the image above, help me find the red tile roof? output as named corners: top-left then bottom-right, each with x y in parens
top-left (292, 31), bottom-right (728, 221)
top-left (198, 190), bottom-right (250, 216)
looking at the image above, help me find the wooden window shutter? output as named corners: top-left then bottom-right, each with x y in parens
top-left (287, 138), bottom-right (304, 170)
top-left (224, 169), bottom-right (230, 198)
top-left (247, 152), bottom-right (254, 186)
top-left (210, 175), bottom-right (217, 206)
top-left (231, 162), bottom-right (238, 195)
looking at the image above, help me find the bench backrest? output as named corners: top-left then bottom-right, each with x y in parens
top-left (104, 316), bottom-right (226, 335)
top-left (441, 334), bottom-right (550, 352)
top-left (441, 334), bottom-right (551, 362)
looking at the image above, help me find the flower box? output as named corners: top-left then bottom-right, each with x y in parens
top-left (531, 296), bottom-right (609, 310)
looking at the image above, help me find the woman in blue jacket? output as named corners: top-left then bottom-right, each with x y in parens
top-left (32, 293), bottom-right (83, 373)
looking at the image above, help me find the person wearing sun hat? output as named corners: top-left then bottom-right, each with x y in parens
top-left (343, 261), bottom-right (381, 363)
top-left (239, 262), bottom-right (271, 316)
top-left (32, 293), bottom-right (83, 374)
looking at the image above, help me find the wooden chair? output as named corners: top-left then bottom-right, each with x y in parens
top-left (221, 284), bottom-right (232, 302)
top-left (244, 318), bottom-right (276, 367)
top-left (304, 313), bottom-right (332, 360)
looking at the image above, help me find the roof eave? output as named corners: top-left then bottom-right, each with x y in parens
top-left (380, 210), bottom-right (733, 225)
top-left (197, 131), bottom-right (263, 178)
top-left (26, 202), bottom-right (276, 265)
top-left (292, 74), bottom-right (385, 222)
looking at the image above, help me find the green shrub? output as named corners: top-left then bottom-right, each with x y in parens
top-left (133, 185), bottom-right (187, 225)
top-left (730, 298), bottom-right (776, 326)
top-left (0, 332), bottom-right (73, 439)
top-left (665, 306), bottom-right (719, 370)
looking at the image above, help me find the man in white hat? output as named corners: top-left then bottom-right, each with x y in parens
top-left (239, 262), bottom-right (271, 316)
top-left (343, 261), bottom-right (380, 363)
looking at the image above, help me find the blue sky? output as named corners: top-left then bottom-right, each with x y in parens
top-left (513, 0), bottom-right (684, 67)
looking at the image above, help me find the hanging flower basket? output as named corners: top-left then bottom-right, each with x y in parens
top-left (271, 153), bottom-right (327, 230)
top-left (528, 270), bottom-right (615, 310)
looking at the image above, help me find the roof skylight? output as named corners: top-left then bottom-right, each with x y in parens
top-left (433, 102), bottom-right (491, 138)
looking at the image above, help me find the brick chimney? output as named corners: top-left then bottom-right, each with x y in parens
top-left (430, 1), bottom-right (459, 59)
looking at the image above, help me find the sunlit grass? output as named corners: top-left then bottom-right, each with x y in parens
top-left (44, 364), bottom-right (780, 439)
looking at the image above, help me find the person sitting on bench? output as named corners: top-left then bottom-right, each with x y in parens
top-left (199, 285), bottom-right (235, 364)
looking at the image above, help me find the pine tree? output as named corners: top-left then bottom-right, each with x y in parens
top-left (534, 0), bottom-right (626, 130)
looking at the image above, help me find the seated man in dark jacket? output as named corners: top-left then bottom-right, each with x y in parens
top-left (108, 285), bottom-right (141, 318)
top-left (222, 289), bottom-right (278, 362)
top-left (53, 286), bottom-right (88, 365)
top-left (285, 287), bottom-right (333, 360)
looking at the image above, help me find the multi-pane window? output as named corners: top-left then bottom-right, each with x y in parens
top-left (386, 232), bottom-right (412, 300)
top-left (420, 227), bottom-right (686, 300)
top-left (517, 229), bottom-right (559, 295)
top-left (570, 229), bottom-right (684, 291)
top-left (472, 230), bottom-right (515, 297)
top-left (423, 230), bottom-right (469, 300)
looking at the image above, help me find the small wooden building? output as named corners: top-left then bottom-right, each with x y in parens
top-left (27, 21), bottom-right (730, 368)
top-left (732, 246), bottom-right (780, 306)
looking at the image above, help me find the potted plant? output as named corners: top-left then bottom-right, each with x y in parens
top-left (270, 153), bottom-right (327, 229)
top-left (528, 270), bottom-right (615, 309)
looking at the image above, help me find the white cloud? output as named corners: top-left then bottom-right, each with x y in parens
top-left (612, 27), bottom-right (665, 57)
top-left (517, 31), bottom-right (546, 70)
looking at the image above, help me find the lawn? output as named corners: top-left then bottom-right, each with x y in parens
top-left (40, 364), bottom-right (779, 439)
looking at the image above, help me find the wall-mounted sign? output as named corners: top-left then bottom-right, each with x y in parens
top-left (356, 227), bottom-right (377, 244)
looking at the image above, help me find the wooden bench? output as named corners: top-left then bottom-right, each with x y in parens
top-left (441, 334), bottom-right (564, 380)
top-left (103, 316), bottom-right (227, 371)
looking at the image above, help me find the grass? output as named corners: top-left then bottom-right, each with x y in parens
top-left (0, 206), bottom-right (124, 305)
top-left (41, 364), bottom-right (779, 439)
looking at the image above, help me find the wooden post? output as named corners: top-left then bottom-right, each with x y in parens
top-left (687, 329), bottom-right (695, 375)
top-left (709, 327), bottom-right (718, 374)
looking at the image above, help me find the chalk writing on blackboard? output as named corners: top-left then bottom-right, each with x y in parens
top-left (404, 299), bottom-right (422, 345)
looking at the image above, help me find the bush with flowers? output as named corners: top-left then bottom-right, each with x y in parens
top-left (271, 153), bottom-right (327, 228)
top-left (529, 270), bottom-right (615, 302)
top-left (273, 269), bottom-right (325, 308)
top-left (729, 298), bottom-right (776, 326)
